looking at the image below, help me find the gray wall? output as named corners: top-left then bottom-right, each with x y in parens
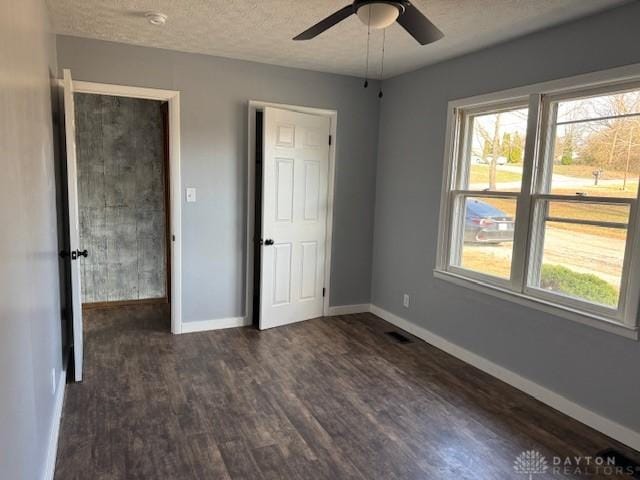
top-left (372, 2), bottom-right (640, 433)
top-left (57, 36), bottom-right (379, 323)
top-left (75, 93), bottom-right (167, 303)
top-left (0, 0), bottom-right (64, 478)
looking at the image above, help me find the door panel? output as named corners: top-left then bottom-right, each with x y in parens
top-left (272, 243), bottom-right (292, 306)
top-left (300, 241), bottom-right (318, 300)
top-left (303, 161), bottom-right (320, 221)
top-left (275, 158), bottom-right (294, 222)
top-left (260, 107), bottom-right (330, 329)
top-left (62, 69), bottom-right (84, 381)
top-left (303, 127), bottom-right (326, 148)
top-left (276, 124), bottom-right (295, 147)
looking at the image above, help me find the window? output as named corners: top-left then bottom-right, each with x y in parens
top-left (447, 104), bottom-right (528, 283)
top-left (437, 75), bottom-right (640, 337)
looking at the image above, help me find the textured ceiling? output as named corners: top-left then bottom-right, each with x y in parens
top-left (47, 0), bottom-right (629, 79)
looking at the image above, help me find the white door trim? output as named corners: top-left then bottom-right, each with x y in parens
top-left (246, 100), bottom-right (337, 325)
top-left (62, 70), bottom-right (83, 381)
top-left (66, 79), bottom-right (183, 334)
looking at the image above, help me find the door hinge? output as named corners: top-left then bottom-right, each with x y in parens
top-left (322, 287), bottom-right (326, 297)
top-left (328, 135), bottom-right (332, 146)
top-left (172, 235), bottom-right (176, 242)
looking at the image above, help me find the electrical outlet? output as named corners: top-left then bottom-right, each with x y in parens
top-left (403, 294), bottom-right (410, 308)
top-left (51, 368), bottom-right (56, 395)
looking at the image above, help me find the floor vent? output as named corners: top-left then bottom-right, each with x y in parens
top-left (596, 448), bottom-right (640, 479)
top-left (385, 331), bottom-right (412, 344)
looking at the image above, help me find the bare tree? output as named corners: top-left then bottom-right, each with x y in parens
top-left (559, 92), bottom-right (640, 178)
top-left (489, 113), bottom-right (502, 190)
top-left (623, 126), bottom-right (635, 190)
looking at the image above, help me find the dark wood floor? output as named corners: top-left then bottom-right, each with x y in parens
top-left (55, 304), bottom-right (638, 479)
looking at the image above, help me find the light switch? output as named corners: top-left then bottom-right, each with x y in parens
top-left (186, 187), bottom-right (197, 203)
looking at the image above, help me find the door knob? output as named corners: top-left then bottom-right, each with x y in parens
top-left (264, 239), bottom-right (274, 246)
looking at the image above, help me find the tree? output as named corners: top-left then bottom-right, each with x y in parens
top-left (623, 126), bottom-right (636, 190)
top-left (502, 131), bottom-right (524, 163)
top-left (488, 113), bottom-right (501, 190)
top-left (560, 125), bottom-right (575, 165)
top-left (565, 91), bottom-right (640, 175)
top-left (473, 109), bottom-right (527, 188)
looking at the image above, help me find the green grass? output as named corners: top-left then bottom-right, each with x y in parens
top-left (469, 165), bottom-right (522, 184)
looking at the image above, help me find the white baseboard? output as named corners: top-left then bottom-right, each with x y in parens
top-left (43, 369), bottom-right (66, 480)
top-left (369, 304), bottom-right (640, 452)
top-left (327, 304), bottom-right (371, 316)
top-left (181, 316), bottom-right (250, 333)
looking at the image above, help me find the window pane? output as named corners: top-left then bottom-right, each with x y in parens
top-left (557, 89), bottom-right (640, 123)
top-left (530, 202), bottom-right (630, 308)
top-left (464, 107), bottom-right (528, 192)
top-left (547, 201), bottom-right (629, 228)
top-left (548, 92), bottom-right (640, 198)
top-left (454, 197), bottom-right (516, 279)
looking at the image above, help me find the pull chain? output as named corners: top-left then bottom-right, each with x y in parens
top-left (379, 28), bottom-right (386, 98)
top-left (364, 11), bottom-right (371, 88)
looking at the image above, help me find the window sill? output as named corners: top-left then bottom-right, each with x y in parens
top-left (433, 269), bottom-right (639, 340)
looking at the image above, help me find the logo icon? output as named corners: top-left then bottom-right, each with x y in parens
top-left (514, 450), bottom-right (549, 479)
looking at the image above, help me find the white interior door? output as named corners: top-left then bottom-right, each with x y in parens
top-left (260, 107), bottom-right (331, 330)
top-left (63, 69), bottom-right (84, 381)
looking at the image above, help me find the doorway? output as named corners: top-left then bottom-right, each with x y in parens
top-left (74, 93), bottom-right (170, 309)
top-left (62, 71), bottom-right (182, 381)
top-left (246, 102), bottom-right (337, 330)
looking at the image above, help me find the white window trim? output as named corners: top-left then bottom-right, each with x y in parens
top-left (435, 63), bottom-right (640, 340)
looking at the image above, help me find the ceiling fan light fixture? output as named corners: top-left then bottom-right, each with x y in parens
top-left (293, 0), bottom-right (443, 45)
top-left (356, 2), bottom-right (401, 30)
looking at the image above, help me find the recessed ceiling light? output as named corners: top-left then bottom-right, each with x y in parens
top-left (145, 12), bottom-right (167, 26)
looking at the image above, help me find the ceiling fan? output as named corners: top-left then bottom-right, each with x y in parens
top-left (293, 0), bottom-right (443, 45)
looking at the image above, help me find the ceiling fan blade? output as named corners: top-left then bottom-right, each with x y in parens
top-left (396, 2), bottom-right (443, 45)
top-left (293, 5), bottom-right (355, 40)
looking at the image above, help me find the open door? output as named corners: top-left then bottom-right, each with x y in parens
top-left (259, 107), bottom-right (331, 330)
top-left (62, 69), bottom-right (84, 381)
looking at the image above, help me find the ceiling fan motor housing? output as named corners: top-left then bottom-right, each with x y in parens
top-left (293, 0), bottom-right (443, 46)
top-left (354, 0), bottom-right (406, 29)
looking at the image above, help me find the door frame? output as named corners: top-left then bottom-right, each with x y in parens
top-left (246, 100), bottom-right (338, 326)
top-left (65, 79), bottom-right (183, 334)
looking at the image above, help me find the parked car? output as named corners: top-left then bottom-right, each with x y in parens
top-left (464, 199), bottom-right (514, 244)
top-left (482, 155), bottom-right (508, 165)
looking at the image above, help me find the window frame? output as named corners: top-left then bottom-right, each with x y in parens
top-left (446, 98), bottom-right (529, 290)
top-left (435, 65), bottom-right (640, 339)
